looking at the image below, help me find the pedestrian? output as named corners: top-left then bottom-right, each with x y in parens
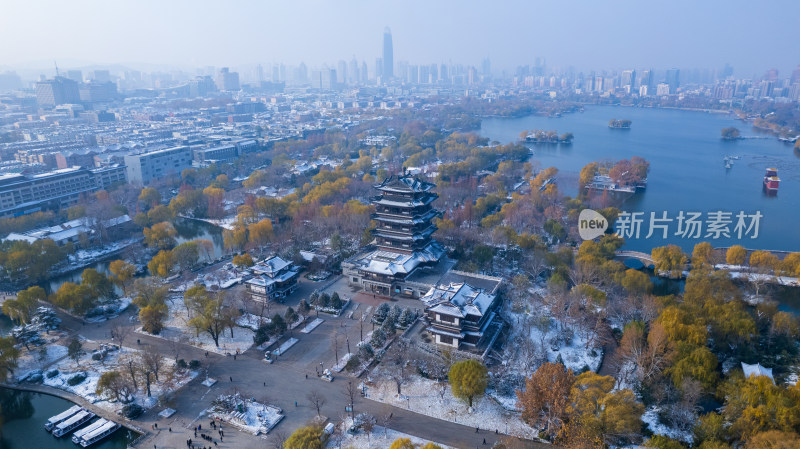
top-left (233, 354), bottom-right (236, 360)
top-left (294, 401), bottom-right (297, 407)
top-left (199, 424), bottom-right (202, 430)
top-left (169, 427), bottom-right (172, 432)
top-left (154, 445), bottom-right (157, 449)
top-left (305, 374), bottom-right (308, 379)
top-left (137, 338), bottom-right (141, 344)
top-left (263, 382), bottom-right (266, 386)
top-left (154, 423), bottom-right (158, 429)
top-left (389, 412), bottom-right (393, 419)
top-left (483, 438), bottom-right (486, 445)
top-left (476, 427), bottom-right (478, 433)
top-left (230, 376), bottom-right (232, 382)
top-left (495, 429), bottom-right (498, 434)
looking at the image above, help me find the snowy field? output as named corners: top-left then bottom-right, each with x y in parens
top-left (237, 313), bottom-right (270, 331)
top-left (642, 406), bottom-right (693, 444)
top-left (207, 396), bottom-right (284, 435)
top-left (38, 342), bottom-right (197, 413)
top-left (365, 376), bottom-right (538, 439)
top-left (15, 344), bottom-right (68, 380)
top-left (331, 424), bottom-right (454, 449)
top-left (138, 294), bottom-right (255, 356)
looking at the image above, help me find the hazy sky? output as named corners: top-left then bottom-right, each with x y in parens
top-left (1, 0), bottom-right (798, 77)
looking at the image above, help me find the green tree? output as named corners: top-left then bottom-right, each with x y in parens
top-left (81, 268), bottom-right (115, 299)
top-left (652, 245), bottom-right (688, 278)
top-left (185, 287), bottom-right (238, 347)
top-left (619, 268), bottom-right (653, 295)
top-left (108, 260), bottom-right (136, 296)
top-left (138, 187), bottom-right (161, 209)
top-left (143, 221), bottom-right (177, 249)
top-left (448, 359), bottom-right (488, 407)
top-left (0, 336), bottom-right (21, 381)
top-left (2, 286), bottom-right (44, 324)
top-left (283, 425), bottom-right (323, 449)
top-left (67, 337), bottom-right (83, 364)
top-left (692, 242), bottom-right (715, 269)
top-left (726, 245), bottom-right (747, 265)
top-left (389, 438), bottom-right (416, 449)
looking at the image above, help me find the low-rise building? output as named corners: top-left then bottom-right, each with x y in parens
top-left (124, 146), bottom-right (192, 185)
top-left (245, 256), bottom-right (300, 302)
top-left (0, 166), bottom-right (125, 218)
top-left (421, 282), bottom-right (499, 348)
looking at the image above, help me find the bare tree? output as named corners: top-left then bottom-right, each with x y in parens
top-left (140, 345), bottom-right (165, 382)
top-left (110, 323), bottom-right (133, 351)
top-left (361, 414), bottom-right (376, 442)
top-left (306, 389), bottom-right (327, 416)
top-left (386, 339), bottom-right (410, 394)
top-left (378, 405), bottom-right (393, 437)
top-left (344, 381), bottom-right (358, 421)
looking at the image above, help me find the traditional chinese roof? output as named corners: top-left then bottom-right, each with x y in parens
top-left (741, 363), bottom-right (774, 383)
top-left (374, 174), bottom-right (435, 194)
top-left (421, 282), bottom-right (496, 319)
top-left (251, 256), bottom-right (292, 278)
top-left (353, 242), bottom-right (445, 276)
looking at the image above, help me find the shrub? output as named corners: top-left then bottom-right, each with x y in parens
top-left (189, 360), bottom-right (201, 370)
top-left (176, 359), bottom-right (188, 369)
top-left (67, 373), bottom-right (87, 386)
top-left (46, 369), bottom-right (59, 378)
top-left (122, 403), bottom-right (144, 419)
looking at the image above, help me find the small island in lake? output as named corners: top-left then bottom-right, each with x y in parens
top-left (721, 126), bottom-right (743, 140)
top-left (608, 119), bottom-right (632, 129)
top-left (519, 129), bottom-right (574, 144)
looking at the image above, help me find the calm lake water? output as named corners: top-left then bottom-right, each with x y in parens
top-left (480, 105), bottom-right (800, 254)
top-left (0, 387), bottom-right (138, 449)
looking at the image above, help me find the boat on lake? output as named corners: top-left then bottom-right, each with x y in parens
top-left (52, 409), bottom-right (94, 437)
top-left (44, 404), bottom-right (82, 431)
top-left (763, 168), bottom-right (780, 195)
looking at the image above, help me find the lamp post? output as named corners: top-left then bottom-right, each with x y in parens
top-left (346, 337), bottom-right (351, 355)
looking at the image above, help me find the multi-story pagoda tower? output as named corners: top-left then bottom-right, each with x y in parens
top-left (371, 175), bottom-right (440, 254)
top-left (343, 174), bottom-right (445, 298)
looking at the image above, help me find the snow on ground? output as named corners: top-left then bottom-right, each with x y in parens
top-left (237, 313), bottom-right (270, 331)
top-left (208, 395), bottom-right (284, 435)
top-left (271, 338), bottom-right (298, 356)
top-left (366, 376), bottom-right (538, 439)
top-left (68, 238), bottom-right (138, 264)
top-left (139, 294), bottom-right (255, 356)
top-left (331, 424), bottom-right (454, 449)
top-left (332, 353), bottom-right (353, 372)
top-left (642, 406), bottom-right (693, 444)
top-left (15, 344), bottom-right (68, 380)
top-left (301, 318), bottom-right (324, 333)
top-left (39, 344), bottom-right (198, 413)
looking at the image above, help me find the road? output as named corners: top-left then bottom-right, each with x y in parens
top-left (45, 278), bottom-right (544, 449)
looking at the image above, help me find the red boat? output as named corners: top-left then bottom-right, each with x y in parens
top-left (763, 168), bottom-right (780, 194)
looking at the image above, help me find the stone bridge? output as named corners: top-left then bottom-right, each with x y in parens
top-left (614, 250), bottom-right (655, 266)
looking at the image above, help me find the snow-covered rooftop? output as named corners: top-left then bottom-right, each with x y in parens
top-left (421, 282), bottom-right (495, 318)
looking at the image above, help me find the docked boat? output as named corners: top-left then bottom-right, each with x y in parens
top-left (71, 418), bottom-right (105, 444)
top-left (77, 419), bottom-right (120, 447)
top-left (52, 409), bottom-right (94, 437)
top-left (44, 405), bottom-right (82, 431)
top-left (763, 168), bottom-right (780, 194)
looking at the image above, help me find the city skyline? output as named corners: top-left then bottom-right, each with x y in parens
top-left (1, 0), bottom-right (799, 78)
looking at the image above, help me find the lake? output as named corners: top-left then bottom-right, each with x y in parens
top-left (480, 105), bottom-right (800, 254)
top-left (0, 387), bottom-right (138, 449)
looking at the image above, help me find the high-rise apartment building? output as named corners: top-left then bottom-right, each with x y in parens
top-left (35, 77), bottom-right (80, 106)
top-left (382, 27), bottom-right (393, 80)
top-left (216, 67), bottom-right (240, 91)
top-left (666, 68), bottom-right (680, 93)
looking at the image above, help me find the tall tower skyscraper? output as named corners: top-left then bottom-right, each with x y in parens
top-left (382, 27), bottom-right (393, 80)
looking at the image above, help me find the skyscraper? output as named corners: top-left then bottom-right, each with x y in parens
top-left (35, 76), bottom-right (80, 106)
top-left (665, 68), bottom-right (680, 94)
top-left (382, 27), bottom-right (393, 80)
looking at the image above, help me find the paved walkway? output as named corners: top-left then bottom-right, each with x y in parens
top-left (25, 289), bottom-right (545, 449)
